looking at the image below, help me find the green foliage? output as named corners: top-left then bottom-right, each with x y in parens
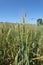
top-left (37, 18), bottom-right (43, 25)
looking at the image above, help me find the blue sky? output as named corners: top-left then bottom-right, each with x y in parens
top-left (0, 0), bottom-right (43, 24)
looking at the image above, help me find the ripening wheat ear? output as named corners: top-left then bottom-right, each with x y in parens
top-left (6, 28), bottom-right (11, 41)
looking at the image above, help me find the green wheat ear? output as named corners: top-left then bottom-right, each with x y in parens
top-left (22, 16), bottom-right (25, 23)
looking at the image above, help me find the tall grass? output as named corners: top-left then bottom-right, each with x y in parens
top-left (0, 18), bottom-right (43, 65)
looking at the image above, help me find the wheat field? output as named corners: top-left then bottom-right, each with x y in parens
top-left (0, 21), bottom-right (43, 65)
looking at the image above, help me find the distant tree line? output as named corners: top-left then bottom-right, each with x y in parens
top-left (37, 18), bottom-right (43, 25)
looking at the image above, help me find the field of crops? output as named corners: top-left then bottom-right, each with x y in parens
top-left (0, 20), bottom-right (43, 65)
